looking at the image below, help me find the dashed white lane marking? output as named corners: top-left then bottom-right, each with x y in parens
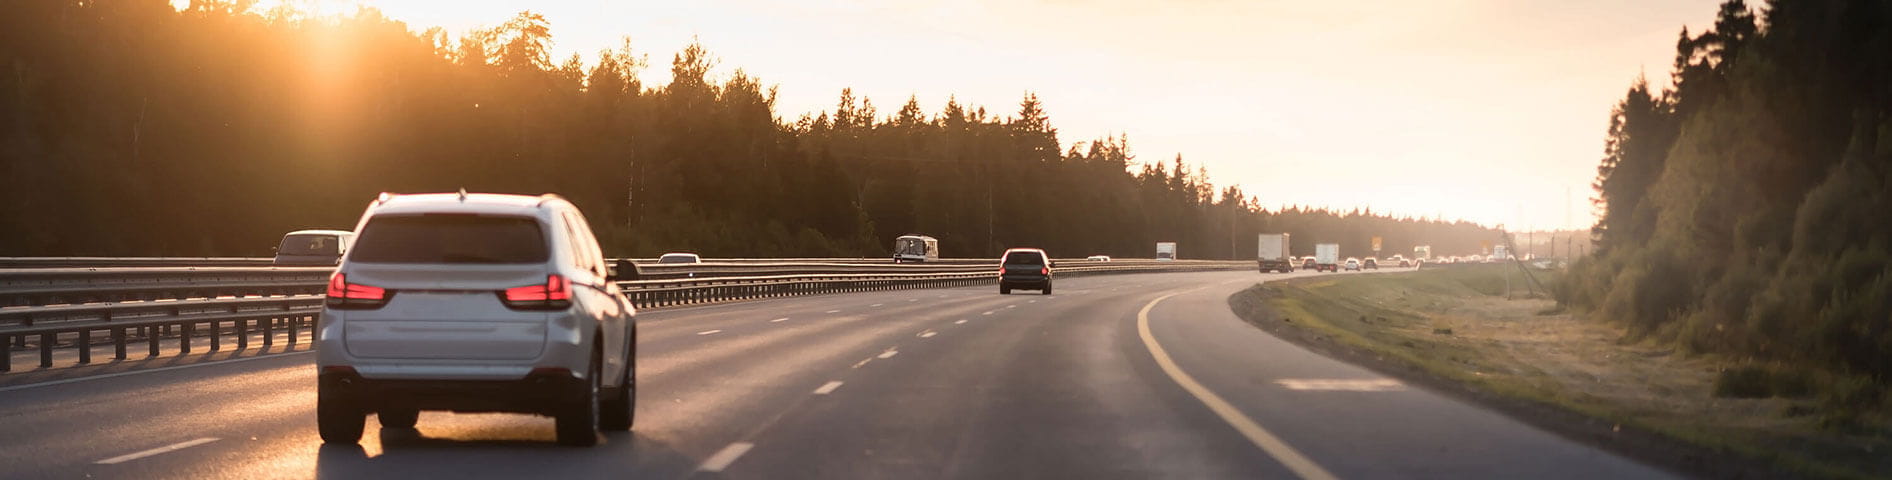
top-left (1005, 305), bottom-right (1017, 309)
top-left (981, 311), bottom-right (994, 315)
top-left (918, 330), bottom-right (937, 338)
top-left (1276, 379), bottom-right (1404, 391)
top-left (1028, 300), bottom-right (1037, 304)
top-left (907, 299), bottom-right (918, 302)
top-left (954, 319), bottom-right (967, 325)
top-left (877, 349), bottom-right (899, 359)
top-left (96, 437), bottom-right (220, 465)
top-left (852, 358), bottom-right (873, 368)
top-left (813, 381), bottom-right (845, 395)
top-left (1137, 292), bottom-right (1339, 480)
top-left (769, 317), bottom-right (789, 323)
top-left (826, 310), bottom-right (842, 314)
top-left (696, 329), bottom-right (722, 335)
top-left (698, 442), bottom-right (755, 472)
top-left (871, 303), bottom-right (884, 307)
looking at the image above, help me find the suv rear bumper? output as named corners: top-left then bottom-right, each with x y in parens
top-left (999, 274), bottom-right (1051, 289)
top-left (320, 368), bottom-right (583, 415)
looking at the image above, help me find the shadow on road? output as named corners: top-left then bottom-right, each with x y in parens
top-left (315, 428), bottom-right (697, 479)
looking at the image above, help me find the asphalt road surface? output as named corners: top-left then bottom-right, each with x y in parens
top-left (0, 270), bottom-right (1674, 479)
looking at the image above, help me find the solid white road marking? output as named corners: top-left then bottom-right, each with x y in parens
top-left (696, 329), bottom-right (722, 336)
top-left (769, 317), bottom-right (789, 323)
top-left (96, 437), bottom-right (220, 465)
top-left (813, 381), bottom-right (845, 395)
top-left (1137, 292), bottom-right (1339, 480)
top-left (1276, 379), bottom-right (1404, 391)
top-left (954, 319), bottom-right (967, 325)
top-left (877, 350), bottom-right (899, 359)
top-left (698, 442), bottom-right (755, 472)
top-left (0, 350), bottom-right (315, 393)
top-left (918, 331), bottom-right (937, 338)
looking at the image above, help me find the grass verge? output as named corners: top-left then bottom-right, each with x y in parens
top-left (1229, 264), bottom-right (1889, 480)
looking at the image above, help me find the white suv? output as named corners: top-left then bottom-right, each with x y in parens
top-left (316, 192), bottom-right (636, 447)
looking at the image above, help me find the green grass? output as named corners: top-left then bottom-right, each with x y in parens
top-left (1233, 264), bottom-right (1891, 480)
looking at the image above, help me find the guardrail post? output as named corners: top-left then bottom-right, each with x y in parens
top-left (236, 318), bottom-right (247, 350)
top-left (0, 334), bottom-right (9, 371)
top-left (146, 326), bottom-right (159, 357)
top-left (113, 327), bottom-right (126, 360)
top-left (77, 330), bottom-right (91, 364)
top-left (40, 333), bottom-right (54, 368)
top-left (209, 320), bottom-right (220, 352)
top-left (288, 315), bottom-right (299, 346)
top-left (179, 321), bottom-right (192, 354)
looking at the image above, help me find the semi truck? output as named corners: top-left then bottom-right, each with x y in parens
top-left (1315, 243), bottom-right (1341, 272)
top-left (1156, 242), bottom-right (1177, 261)
top-left (1256, 233), bottom-right (1293, 273)
top-left (1413, 245), bottom-right (1432, 261)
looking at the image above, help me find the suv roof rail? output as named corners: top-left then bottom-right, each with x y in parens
top-left (377, 192), bottom-right (397, 204)
top-left (536, 193), bottom-right (566, 207)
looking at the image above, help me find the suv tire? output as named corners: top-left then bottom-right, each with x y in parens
top-left (318, 387), bottom-right (365, 444)
top-left (556, 353), bottom-right (602, 446)
top-left (1000, 286), bottom-right (1011, 295)
top-left (601, 356), bottom-right (635, 431)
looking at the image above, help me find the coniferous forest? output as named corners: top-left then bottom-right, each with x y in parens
top-left (1565, 0), bottom-right (1892, 384)
top-left (0, 1), bottom-right (1501, 259)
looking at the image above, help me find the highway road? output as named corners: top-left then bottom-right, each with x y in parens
top-left (0, 270), bottom-right (1673, 479)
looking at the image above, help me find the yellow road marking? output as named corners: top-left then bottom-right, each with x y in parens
top-left (1137, 292), bottom-right (1341, 480)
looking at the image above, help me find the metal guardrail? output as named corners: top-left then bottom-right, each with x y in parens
top-left (0, 259), bottom-right (1249, 372)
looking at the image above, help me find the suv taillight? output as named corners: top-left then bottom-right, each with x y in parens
top-left (500, 274), bottom-right (572, 311)
top-left (325, 273), bottom-right (391, 309)
top-left (1040, 267), bottom-right (1050, 275)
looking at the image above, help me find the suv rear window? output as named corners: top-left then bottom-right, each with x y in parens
top-left (349, 215), bottom-right (547, 264)
top-left (278, 234), bottom-right (341, 255)
top-left (1003, 251), bottom-right (1045, 265)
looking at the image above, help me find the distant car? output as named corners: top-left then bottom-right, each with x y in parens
top-left (999, 248), bottom-right (1053, 295)
top-left (1389, 254), bottom-right (1409, 268)
top-left (1363, 258), bottom-right (1378, 270)
top-left (1301, 257), bottom-right (1318, 270)
top-left (1086, 255), bottom-right (1112, 262)
top-left (1344, 258), bottom-right (1362, 271)
top-left (274, 229), bottom-right (354, 266)
top-left (656, 253), bottom-right (701, 264)
top-left (317, 192), bottom-right (636, 447)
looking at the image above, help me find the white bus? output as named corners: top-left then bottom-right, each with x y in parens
top-left (893, 235), bottom-right (939, 263)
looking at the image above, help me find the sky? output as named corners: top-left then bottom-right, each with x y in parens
top-left (246, 0), bottom-right (1729, 231)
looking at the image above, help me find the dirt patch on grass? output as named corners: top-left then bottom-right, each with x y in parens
top-left (1231, 265), bottom-right (1889, 480)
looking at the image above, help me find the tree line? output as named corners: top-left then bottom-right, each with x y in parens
top-left (1565, 0), bottom-right (1892, 386)
top-left (0, 0), bottom-right (1501, 260)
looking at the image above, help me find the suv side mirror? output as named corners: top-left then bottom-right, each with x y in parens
top-left (608, 259), bottom-right (640, 282)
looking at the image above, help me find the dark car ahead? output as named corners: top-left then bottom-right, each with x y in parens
top-left (998, 248), bottom-right (1053, 295)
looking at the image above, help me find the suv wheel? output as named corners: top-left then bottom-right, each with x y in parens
top-left (600, 356), bottom-right (635, 431)
top-left (318, 385), bottom-right (365, 444)
top-left (556, 353), bottom-right (602, 446)
top-left (1041, 284), bottom-right (1052, 295)
top-left (379, 408), bottom-right (419, 430)
top-left (1000, 286), bottom-right (1011, 295)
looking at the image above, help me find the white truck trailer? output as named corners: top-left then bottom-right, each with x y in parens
top-left (1156, 242), bottom-right (1177, 261)
top-left (1256, 233), bottom-right (1293, 273)
top-left (1315, 243), bottom-right (1341, 272)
